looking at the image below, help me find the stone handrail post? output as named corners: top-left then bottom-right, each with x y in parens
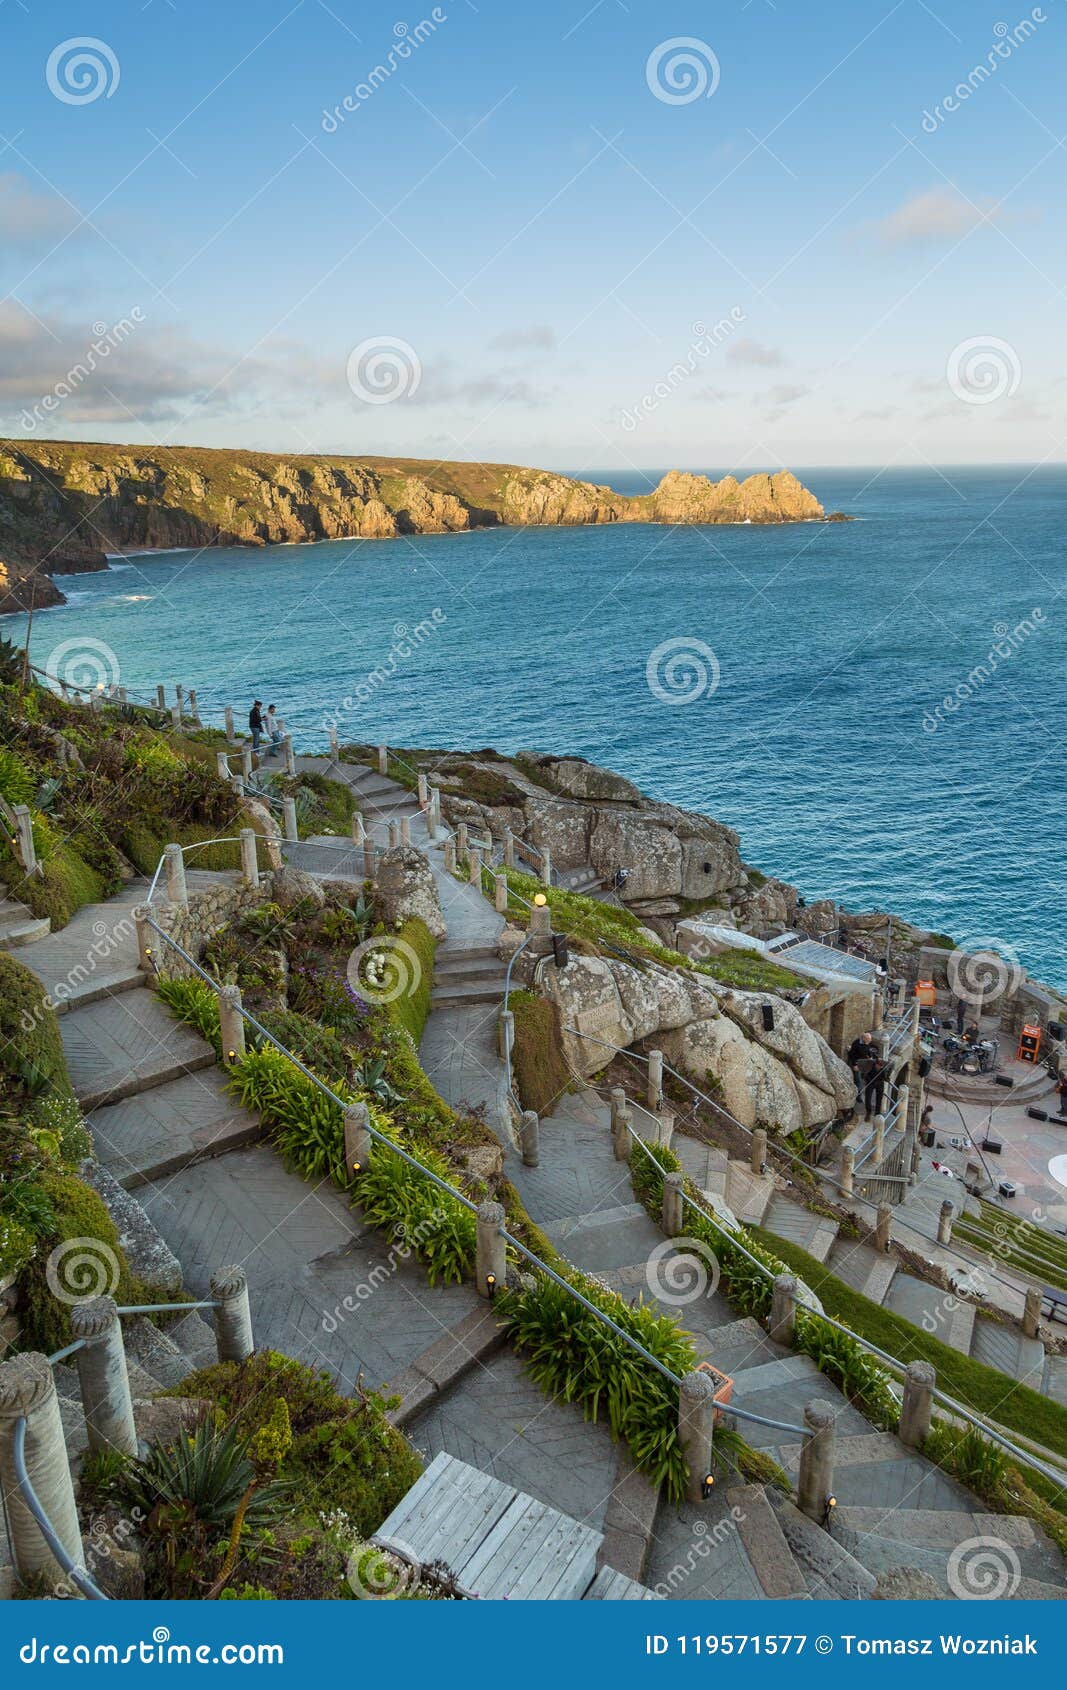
top-left (503, 829), bottom-right (516, 869)
top-left (224, 705), bottom-right (235, 742)
top-left (211, 1266), bottom-right (254, 1363)
top-left (175, 684), bottom-right (184, 715)
top-left (0, 1354), bottom-right (84, 1586)
top-left (170, 705), bottom-right (182, 731)
top-left (216, 751), bottom-right (230, 779)
top-left (71, 1296), bottom-right (137, 1457)
top-left (750, 1126), bottom-right (767, 1175)
top-left (241, 745), bottom-right (253, 779)
top-left (494, 872), bottom-right (509, 913)
top-left (899, 1360), bottom-right (935, 1449)
top-left (351, 811), bottom-right (365, 846)
top-left (798, 1399), bottom-right (836, 1520)
top-left (1023, 1286), bottom-right (1042, 1339)
top-left (498, 1009), bottom-right (514, 1063)
top-left (12, 804), bottom-right (36, 876)
top-left (400, 817), bottom-right (412, 846)
top-left (417, 772), bottom-right (428, 809)
top-left (678, 1370), bottom-right (717, 1504)
top-left (769, 1274), bottom-right (798, 1346)
top-left (875, 1202), bottom-right (892, 1253)
top-left (157, 684), bottom-right (167, 710)
top-left (219, 985), bottom-right (246, 1065)
top-left (377, 744), bottom-right (388, 776)
top-left (647, 1048), bottom-right (664, 1112)
top-left (520, 1111), bottom-right (540, 1168)
top-left (388, 821), bottom-right (400, 850)
top-left (476, 1202), bottom-right (506, 1298)
top-left (282, 796), bottom-right (298, 842)
top-left (614, 1106), bottom-right (633, 1162)
top-left (344, 1103), bottom-right (371, 1173)
top-left (239, 828), bottom-right (259, 888)
top-left (840, 1145), bottom-right (855, 1198)
top-left (189, 688), bottom-right (200, 724)
top-left (937, 1199), bottom-right (953, 1245)
top-left (134, 905), bottom-right (155, 972)
top-left (283, 736), bottom-right (296, 777)
top-left (662, 1171), bottom-right (684, 1236)
top-left (163, 842), bottom-right (188, 906)
top-left (232, 775), bottom-right (245, 801)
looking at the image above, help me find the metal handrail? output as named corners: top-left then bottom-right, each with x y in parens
top-left (672, 1164), bottom-right (1067, 1492)
top-left (12, 1422), bottom-right (107, 1601)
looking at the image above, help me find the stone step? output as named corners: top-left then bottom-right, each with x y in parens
top-left (430, 982), bottom-right (505, 1008)
top-left (725, 1484), bottom-right (809, 1599)
top-left (729, 1353), bottom-right (822, 1396)
top-left (725, 1162), bottom-right (775, 1226)
top-left (165, 1309), bottom-right (218, 1372)
top-left (835, 1505), bottom-right (1066, 1588)
top-left (433, 957), bottom-right (508, 984)
top-left (383, 1305), bottom-right (508, 1428)
top-left (60, 987), bottom-right (217, 1110)
top-left (767, 1490), bottom-right (877, 1600)
top-left (1041, 1354), bottom-right (1067, 1408)
top-left (121, 1315), bottom-right (197, 1391)
top-left (89, 1066), bottom-right (261, 1187)
top-left (968, 1316), bottom-right (1046, 1386)
top-left (436, 944), bottom-right (501, 965)
top-left (827, 1237), bottom-right (898, 1305)
top-left (763, 1193), bottom-right (839, 1262)
top-left (884, 1271), bottom-right (976, 1355)
top-left (0, 911), bottom-right (51, 947)
top-left (693, 1316), bottom-right (780, 1378)
top-left (51, 967), bottom-right (147, 1015)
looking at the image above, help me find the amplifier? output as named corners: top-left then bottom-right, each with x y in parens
top-left (1027, 1107), bottom-right (1048, 1122)
top-left (994, 1075), bottom-right (1014, 1088)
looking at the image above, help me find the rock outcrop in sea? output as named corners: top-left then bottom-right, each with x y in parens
top-left (0, 440), bottom-right (829, 612)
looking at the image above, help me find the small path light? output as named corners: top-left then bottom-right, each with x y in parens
top-left (701, 1472), bottom-right (715, 1500)
top-left (486, 1272), bottom-right (497, 1299)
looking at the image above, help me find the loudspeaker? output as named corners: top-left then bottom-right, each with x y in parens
top-left (1027, 1107), bottom-right (1048, 1122)
top-left (994, 1074), bottom-right (1014, 1088)
top-left (1049, 1020), bottom-right (1065, 1041)
top-left (918, 1055), bottom-right (932, 1078)
top-left (761, 1003), bottom-right (775, 1032)
top-left (982, 1138), bottom-right (1002, 1155)
top-left (551, 933), bottom-right (570, 970)
top-left (921, 1127), bottom-right (936, 1148)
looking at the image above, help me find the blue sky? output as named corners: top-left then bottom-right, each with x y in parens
top-left (0, 0), bottom-right (1063, 470)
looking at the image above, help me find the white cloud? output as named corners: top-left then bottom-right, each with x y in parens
top-left (727, 337), bottom-right (784, 367)
top-left (870, 186), bottom-right (1001, 247)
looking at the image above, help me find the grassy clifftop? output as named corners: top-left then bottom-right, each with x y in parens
top-left (0, 438), bottom-right (829, 611)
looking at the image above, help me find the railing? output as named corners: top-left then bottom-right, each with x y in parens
top-left (8, 1295), bottom-right (226, 1600)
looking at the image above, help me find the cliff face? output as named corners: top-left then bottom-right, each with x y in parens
top-left (0, 440), bottom-right (828, 612)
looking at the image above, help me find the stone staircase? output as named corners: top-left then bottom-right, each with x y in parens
top-left (431, 945), bottom-right (508, 1011)
top-left (0, 878), bottom-right (50, 947)
top-left (674, 1125), bottom-right (1067, 1409)
top-left (19, 879), bottom-right (263, 1188)
top-left (526, 1115), bottom-right (1067, 1600)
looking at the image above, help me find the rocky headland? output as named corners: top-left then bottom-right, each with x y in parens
top-left (0, 440), bottom-right (836, 613)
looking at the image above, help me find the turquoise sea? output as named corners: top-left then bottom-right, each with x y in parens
top-left (7, 464), bottom-right (1065, 988)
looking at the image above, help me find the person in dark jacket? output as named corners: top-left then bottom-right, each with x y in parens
top-left (847, 1031), bottom-right (873, 1077)
top-left (249, 700), bottom-right (265, 751)
top-left (1058, 1072), bottom-right (1067, 1120)
top-left (863, 1052), bottom-right (887, 1122)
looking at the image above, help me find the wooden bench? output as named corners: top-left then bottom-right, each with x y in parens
top-left (1041, 1286), bottom-right (1067, 1325)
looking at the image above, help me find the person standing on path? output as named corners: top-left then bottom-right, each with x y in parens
top-left (249, 699), bottom-right (265, 752)
top-left (863, 1048), bottom-right (887, 1123)
top-left (265, 703), bottom-right (284, 753)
